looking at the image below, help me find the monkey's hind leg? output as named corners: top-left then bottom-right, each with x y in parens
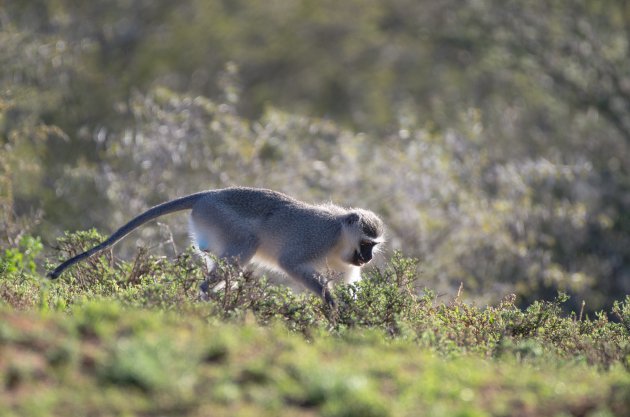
top-left (192, 214), bottom-right (260, 300)
top-left (198, 239), bottom-right (259, 301)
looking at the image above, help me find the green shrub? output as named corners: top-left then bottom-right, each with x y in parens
top-left (1, 235), bottom-right (42, 274)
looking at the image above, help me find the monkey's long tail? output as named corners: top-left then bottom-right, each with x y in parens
top-left (48, 192), bottom-right (207, 279)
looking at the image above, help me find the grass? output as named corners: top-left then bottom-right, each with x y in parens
top-left (1, 231), bottom-right (630, 416)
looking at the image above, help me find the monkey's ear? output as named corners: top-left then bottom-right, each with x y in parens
top-left (344, 212), bottom-right (360, 225)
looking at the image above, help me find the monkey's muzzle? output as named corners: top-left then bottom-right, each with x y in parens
top-left (352, 251), bottom-right (370, 266)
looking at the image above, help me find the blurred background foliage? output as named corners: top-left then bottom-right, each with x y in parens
top-left (1, 0), bottom-right (630, 312)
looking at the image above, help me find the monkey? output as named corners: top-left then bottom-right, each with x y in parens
top-left (48, 187), bottom-right (385, 306)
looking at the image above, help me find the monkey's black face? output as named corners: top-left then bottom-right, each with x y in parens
top-left (352, 241), bottom-right (377, 266)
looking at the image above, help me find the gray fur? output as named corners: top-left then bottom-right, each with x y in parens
top-left (49, 187), bottom-right (385, 306)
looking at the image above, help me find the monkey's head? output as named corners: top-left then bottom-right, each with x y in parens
top-left (343, 209), bottom-right (385, 267)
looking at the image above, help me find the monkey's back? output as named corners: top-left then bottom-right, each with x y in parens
top-left (215, 187), bottom-right (302, 216)
top-left (210, 187), bottom-right (344, 252)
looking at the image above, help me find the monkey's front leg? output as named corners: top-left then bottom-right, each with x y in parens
top-left (279, 259), bottom-right (336, 308)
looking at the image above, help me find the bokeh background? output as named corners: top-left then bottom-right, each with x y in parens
top-left (2, 0), bottom-right (629, 313)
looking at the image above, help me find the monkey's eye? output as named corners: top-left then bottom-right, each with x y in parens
top-left (360, 241), bottom-right (375, 248)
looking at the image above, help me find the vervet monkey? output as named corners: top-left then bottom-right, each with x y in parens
top-left (49, 187), bottom-right (385, 306)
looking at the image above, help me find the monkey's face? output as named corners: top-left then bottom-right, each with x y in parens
top-left (342, 209), bottom-right (385, 267)
top-left (351, 240), bottom-right (378, 266)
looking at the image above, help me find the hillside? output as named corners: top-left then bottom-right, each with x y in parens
top-left (1, 234), bottom-right (630, 416)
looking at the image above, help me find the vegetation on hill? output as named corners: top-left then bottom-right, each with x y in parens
top-left (2, 233), bottom-right (630, 415)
